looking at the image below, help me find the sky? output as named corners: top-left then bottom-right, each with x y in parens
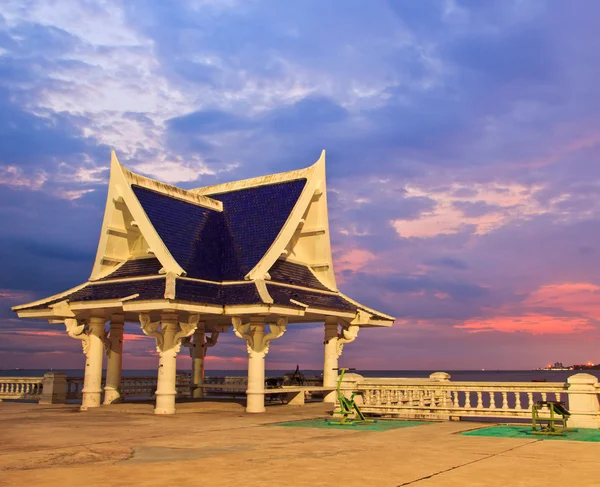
top-left (1, 0), bottom-right (600, 372)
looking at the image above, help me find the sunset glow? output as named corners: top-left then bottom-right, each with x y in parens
top-left (2, 1), bottom-right (600, 371)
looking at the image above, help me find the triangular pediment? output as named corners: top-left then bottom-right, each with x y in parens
top-left (90, 153), bottom-right (221, 280)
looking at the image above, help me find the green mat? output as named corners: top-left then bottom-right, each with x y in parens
top-left (462, 425), bottom-right (600, 442)
top-left (268, 418), bottom-right (428, 431)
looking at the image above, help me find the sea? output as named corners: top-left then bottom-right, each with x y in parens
top-left (1, 369), bottom-right (599, 382)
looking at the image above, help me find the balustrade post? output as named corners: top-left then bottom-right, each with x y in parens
top-left (104, 314), bottom-right (124, 405)
top-left (39, 372), bottom-right (67, 404)
top-left (567, 373), bottom-right (600, 428)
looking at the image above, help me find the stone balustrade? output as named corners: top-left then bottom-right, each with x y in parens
top-left (0, 377), bottom-right (44, 400)
top-left (342, 372), bottom-right (600, 428)
top-left (2, 371), bottom-right (599, 428)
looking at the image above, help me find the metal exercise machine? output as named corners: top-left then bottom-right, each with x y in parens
top-left (531, 400), bottom-right (573, 436)
top-left (328, 368), bottom-right (375, 426)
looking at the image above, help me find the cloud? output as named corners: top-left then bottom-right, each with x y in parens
top-left (3, 0), bottom-right (600, 370)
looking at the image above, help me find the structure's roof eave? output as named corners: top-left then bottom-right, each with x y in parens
top-left (337, 290), bottom-right (396, 322)
top-left (11, 282), bottom-right (88, 311)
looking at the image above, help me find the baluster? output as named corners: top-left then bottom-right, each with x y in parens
top-left (419, 390), bottom-right (425, 407)
top-left (489, 391), bottom-right (496, 409)
top-left (527, 392), bottom-right (533, 410)
top-left (554, 392), bottom-right (560, 402)
top-left (515, 392), bottom-right (522, 410)
top-left (464, 390), bottom-right (471, 408)
top-left (476, 391), bottom-right (483, 409)
top-left (453, 391), bottom-right (459, 408)
top-left (541, 392), bottom-right (547, 401)
top-left (502, 391), bottom-right (508, 409)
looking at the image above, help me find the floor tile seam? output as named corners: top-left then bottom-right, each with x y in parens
top-left (395, 439), bottom-right (540, 486)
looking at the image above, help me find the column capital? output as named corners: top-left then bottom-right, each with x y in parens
top-left (160, 312), bottom-right (179, 324)
top-left (88, 316), bottom-right (107, 327)
top-left (232, 317), bottom-right (287, 357)
top-left (139, 312), bottom-right (199, 355)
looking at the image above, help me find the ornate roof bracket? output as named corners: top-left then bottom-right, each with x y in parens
top-left (232, 316), bottom-right (287, 356)
top-left (64, 318), bottom-right (91, 355)
top-left (337, 323), bottom-right (359, 357)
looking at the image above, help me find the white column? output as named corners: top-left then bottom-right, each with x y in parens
top-left (81, 316), bottom-right (106, 410)
top-left (233, 317), bottom-right (287, 413)
top-left (323, 317), bottom-right (339, 403)
top-left (191, 325), bottom-right (205, 399)
top-left (140, 312), bottom-right (199, 415)
top-left (247, 324), bottom-right (266, 413)
top-left (103, 314), bottom-right (124, 405)
top-left (155, 313), bottom-right (180, 415)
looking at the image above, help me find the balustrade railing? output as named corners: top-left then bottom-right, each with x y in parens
top-left (2, 371), bottom-right (598, 428)
top-left (0, 377), bottom-right (44, 400)
top-left (344, 374), bottom-right (580, 421)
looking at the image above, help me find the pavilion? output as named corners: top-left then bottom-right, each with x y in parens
top-left (12, 151), bottom-right (395, 414)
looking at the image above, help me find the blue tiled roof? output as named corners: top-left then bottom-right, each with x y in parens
top-left (99, 258), bottom-right (163, 280)
top-left (208, 179), bottom-right (306, 279)
top-left (133, 179), bottom-right (306, 281)
top-left (175, 280), bottom-right (262, 306)
top-left (132, 185), bottom-right (228, 281)
top-left (26, 278), bottom-right (166, 309)
top-left (266, 284), bottom-right (357, 312)
top-left (268, 259), bottom-right (329, 290)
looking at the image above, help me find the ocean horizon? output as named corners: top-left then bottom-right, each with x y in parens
top-left (2, 368), bottom-right (599, 382)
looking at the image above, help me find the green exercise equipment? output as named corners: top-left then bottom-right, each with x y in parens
top-left (531, 400), bottom-right (574, 436)
top-left (328, 368), bottom-right (376, 426)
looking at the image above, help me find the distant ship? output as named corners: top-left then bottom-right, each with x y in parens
top-left (535, 362), bottom-right (573, 371)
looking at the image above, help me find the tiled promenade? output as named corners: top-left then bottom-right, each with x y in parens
top-left (1, 401), bottom-right (599, 487)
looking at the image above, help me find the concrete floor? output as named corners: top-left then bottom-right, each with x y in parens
top-left (1, 400), bottom-right (599, 487)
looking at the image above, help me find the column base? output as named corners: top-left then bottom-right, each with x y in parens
top-left (246, 392), bottom-right (265, 413)
top-left (103, 387), bottom-right (122, 405)
top-left (154, 392), bottom-right (176, 415)
top-left (81, 390), bottom-right (102, 410)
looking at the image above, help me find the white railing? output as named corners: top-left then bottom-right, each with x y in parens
top-left (0, 377), bottom-right (44, 400)
top-left (355, 380), bottom-right (567, 419)
top-left (341, 372), bottom-right (600, 427)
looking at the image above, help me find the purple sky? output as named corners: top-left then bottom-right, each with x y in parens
top-left (2, 0), bottom-right (600, 371)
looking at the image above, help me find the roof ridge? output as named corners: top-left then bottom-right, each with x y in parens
top-left (191, 150), bottom-right (323, 196)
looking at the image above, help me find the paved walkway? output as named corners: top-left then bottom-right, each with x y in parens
top-left (1, 401), bottom-right (599, 486)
